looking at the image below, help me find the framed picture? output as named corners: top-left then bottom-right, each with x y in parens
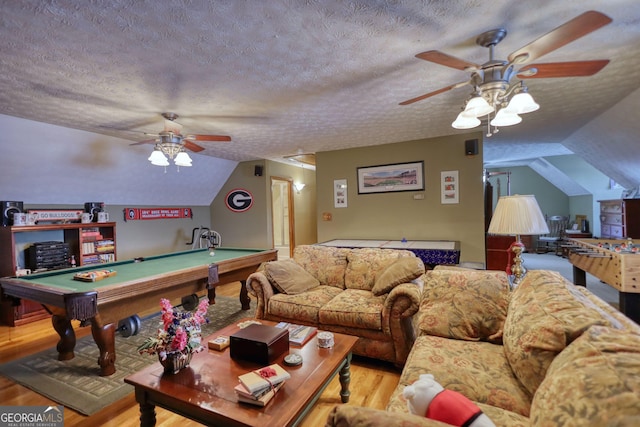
top-left (357, 161), bottom-right (424, 194)
top-left (334, 179), bottom-right (348, 208)
top-left (441, 170), bottom-right (459, 204)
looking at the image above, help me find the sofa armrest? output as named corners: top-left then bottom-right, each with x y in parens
top-left (382, 282), bottom-right (421, 365)
top-left (382, 282), bottom-right (421, 334)
top-left (325, 405), bottom-right (452, 427)
top-left (245, 271), bottom-right (277, 319)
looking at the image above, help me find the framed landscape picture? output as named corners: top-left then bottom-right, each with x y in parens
top-left (357, 161), bottom-right (424, 194)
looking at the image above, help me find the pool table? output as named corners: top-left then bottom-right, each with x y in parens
top-left (0, 247), bottom-right (277, 376)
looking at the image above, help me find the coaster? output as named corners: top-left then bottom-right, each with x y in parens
top-left (284, 353), bottom-right (303, 366)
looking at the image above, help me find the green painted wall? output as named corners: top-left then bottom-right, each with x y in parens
top-left (316, 133), bottom-right (486, 265)
top-left (210, 160), bottom-right (317, 249)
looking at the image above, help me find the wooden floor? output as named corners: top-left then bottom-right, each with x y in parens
top-left (0, 282), bottom-right (401, 426)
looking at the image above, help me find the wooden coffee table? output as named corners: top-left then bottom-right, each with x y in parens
top-left (124, 319), bottom-right (358, 426)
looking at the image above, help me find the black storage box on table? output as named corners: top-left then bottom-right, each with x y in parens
top-left (230, 324), bottom-right (289, 365)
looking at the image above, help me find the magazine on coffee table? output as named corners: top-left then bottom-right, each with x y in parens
top-left (275, 322), bottom-right (318, 346)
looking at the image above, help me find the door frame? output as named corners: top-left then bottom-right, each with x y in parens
top-left (270, 176), bottom-right (296, 258)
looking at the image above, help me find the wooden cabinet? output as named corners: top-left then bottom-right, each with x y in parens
top-left (486, 235), bottom-right (516, 272)
top-left (598, 199), bottom-right (640, 239)
top-left (0, 222), bottom-right (117, 326)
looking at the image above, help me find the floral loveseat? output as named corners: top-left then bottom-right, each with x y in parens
top-left (326, 268), bottom-right (640, 426)
top-left (246, 244), bottom-right (425, 365)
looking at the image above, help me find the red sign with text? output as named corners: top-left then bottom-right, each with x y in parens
top-left (124, 207), bottom-right (192, 221)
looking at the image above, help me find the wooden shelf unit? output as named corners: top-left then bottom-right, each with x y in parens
top-left (0, 222), bottom-right (117, 326)
top-left (598, 199), bottom-right (640, 239)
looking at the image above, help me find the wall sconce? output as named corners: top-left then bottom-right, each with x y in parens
top-left (294, 182), bottom-right (306, 193)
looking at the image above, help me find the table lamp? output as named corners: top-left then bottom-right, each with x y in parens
top-left (488, 194), bottom-right (549, 286)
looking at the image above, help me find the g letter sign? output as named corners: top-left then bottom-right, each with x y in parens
top-left (225, 188), bottom-right (254, 212)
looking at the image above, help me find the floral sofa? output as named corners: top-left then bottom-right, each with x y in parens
top-left (246, 244), bottom-right (426, 365)
top-left (326, 268), bottom-right (640, 426)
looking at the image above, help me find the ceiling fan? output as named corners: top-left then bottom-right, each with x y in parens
top-left (131, 112), bottom-right (231, 153)
top-left (399, 10), bottom-right (612, 131)
top-left (131, 112), bottom-right (232, 170)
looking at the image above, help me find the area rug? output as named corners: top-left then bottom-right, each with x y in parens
top-left (0, 296), bottom-right (255, 416)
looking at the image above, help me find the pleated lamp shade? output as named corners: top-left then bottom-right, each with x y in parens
top-left (488, 195), bottom-right (550, 236)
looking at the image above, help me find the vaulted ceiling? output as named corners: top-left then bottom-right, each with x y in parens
top-left (1, 0), bottom-right (639, 197)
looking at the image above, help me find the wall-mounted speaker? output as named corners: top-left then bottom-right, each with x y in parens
top-left (254, 165), bottom-right (263, 177)
top-left (465, 139), bottom-right (479, 156)
top-left (2, 201), bottom-right (24, 226)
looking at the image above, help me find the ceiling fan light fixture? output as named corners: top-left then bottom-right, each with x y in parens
top-left (490, 109), bottom-right (522, 127)
top-left (174, 151), bottom-right (193, 167)
top-left (149, 149), bottom-right (169, 166)
top-left (505, 91), bottom-right (540, 114)
top-left (452, 112), bottom-right (481, 129)
top-left (462, 95), bottom-right (494, 118)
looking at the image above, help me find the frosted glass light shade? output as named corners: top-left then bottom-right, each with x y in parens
top-left (452, 112), bottom-right (481, 129)
top-left (491, 109), bottom-right (522, 127)
top-left (174, 151), bottom-right (193, 167)
top-left (463, 96), bottom-right (494, 118)
top-left (149, 150), bottom-right (169, 166)
top-left (505, 92), bottom-right (540, 114)
top-left (488, 195), bottom-right (550, 236)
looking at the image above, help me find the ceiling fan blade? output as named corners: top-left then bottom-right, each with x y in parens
top-left (416, 50), bottom-right (480, 71)
top-left (399, 81), bottom-right (470, 106)
top-left (129, 138), bottom-right (157, 146)
top-left (183, 140), bottom-right (205, 152)
top-left (185, 134), bottom-right (232, 142)
top-left (517, 60), bottom-right (610, 78)
top-left (508, 10), bottom-right (612, 64)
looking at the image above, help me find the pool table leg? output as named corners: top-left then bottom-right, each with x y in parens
top-left (52, 314), bottom-right (76, 361)
top-left (91, 314), bottom-right (116, 376)
top-left (207, 280), bottom-right (251, 310)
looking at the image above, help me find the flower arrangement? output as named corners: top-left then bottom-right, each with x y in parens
top-left (137, 298), bottom-right (210, 361)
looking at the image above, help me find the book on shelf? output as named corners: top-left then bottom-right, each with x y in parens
top-left (235, 381), bottom-right (284, 407)
top-left (275, 322), bottom-right (318, 346)
top-left (238, 363), bottom-right (290, 394)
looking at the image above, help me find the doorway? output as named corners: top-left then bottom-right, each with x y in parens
top-left (271, 177), bottom-right (295, 259)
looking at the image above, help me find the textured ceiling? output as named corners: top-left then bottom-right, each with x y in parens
top-left (1, 1), bottom-right (639, 185)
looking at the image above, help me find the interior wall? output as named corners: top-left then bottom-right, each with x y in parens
top-left (487, 166), bottom-right (570, 218)
top-left (210, 160), bottom-right (317, 250)
top-left (210, 161), bottom-right (270, 249)
top-left (316, 133), bottom-right (486, 265)
top-left (546, 155), bottom-right (624, 237)
top-left (0, 114), bottom-right (237, 206)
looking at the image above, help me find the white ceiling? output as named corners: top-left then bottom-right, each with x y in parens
top-left (1, 0), bottom-right (639, 194)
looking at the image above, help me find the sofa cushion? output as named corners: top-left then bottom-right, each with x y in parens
top-left (267, 285), bottom-right (342, 324)
top-left (263, 259), bottom-right (319, 294)
top-left (345, 248), bottom-right (416, 291)
top-left (293, 245), bottom-right (349, 288)
top-left (393, 335), bottom-right (532, 417)
top-left (416, 269), bottom-right (510, 343)
top-left (372, 256), bottom-right (425, 296)
top-left (503, 270), bottom-right (625, 397)
top-left (531, 325), bottom-right (640, 426)
top-left (319, 289), bottom-right (386, 330)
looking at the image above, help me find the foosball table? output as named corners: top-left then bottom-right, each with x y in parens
top-left (565, 238), bottom-right (640, 323)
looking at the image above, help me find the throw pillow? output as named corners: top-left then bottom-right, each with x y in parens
top-left (264, 259), bottom-right (319, 295)
top-left (372, 256), bottom-right (425, 296)
top-left (417, 269), bottom-right (511, 343)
